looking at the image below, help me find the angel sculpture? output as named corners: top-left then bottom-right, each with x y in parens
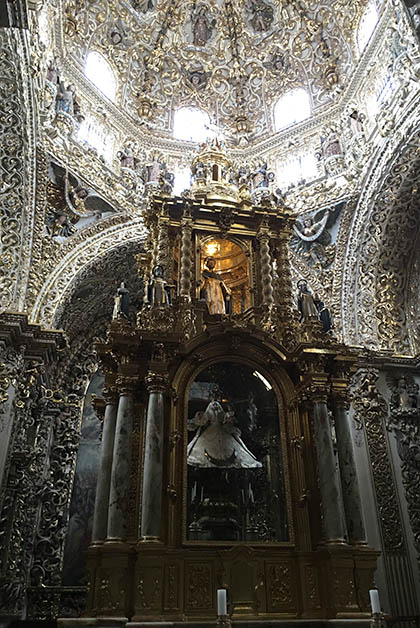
top-left (290, 204), bottom-right (341, 269)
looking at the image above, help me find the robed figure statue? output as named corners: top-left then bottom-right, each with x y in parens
top-left (200, 256), bottom-right (232, 315)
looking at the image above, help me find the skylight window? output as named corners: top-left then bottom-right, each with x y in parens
top-left (173, 107), bottom-right (214, 142)
top-left (274, 89), bottom-right (311, 132)
top-left (84, 51), bottom-right (117, 101)
top-left (357, 3), bottom-right (379, 53)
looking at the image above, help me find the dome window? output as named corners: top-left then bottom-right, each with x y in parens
top-left (274, 89), bottom-right (311, 132)
top-left (173, 107), bottom-right (213, 142)
top-left (357, 3), bottom-right (379, 53)
top-left (84, 51), bottom-right (117, 101)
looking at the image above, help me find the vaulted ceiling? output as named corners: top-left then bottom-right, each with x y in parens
top-left (62, 0), bottom-right (368, 139)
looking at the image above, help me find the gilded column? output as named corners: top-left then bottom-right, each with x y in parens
top-left (179, 212), bottom-right (193, 300)
top-left (310, 381), bottom-right (348, 543)
top-left (274, 226), bottom-right (295, 318)
top-left (156, 205), bottom-right (170, 270)
top-left (107, 377), bottom-right (137, 540)
top-left (332, 385), bottom-right (366, 544)
top-left (141, 371), bottom-right (168, 539)
top-left (92, 387), bottom-right (118, 543)
top-left (257, 225), bottom-right (274, 307)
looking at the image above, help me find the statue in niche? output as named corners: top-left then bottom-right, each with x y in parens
top-left (387, 373), bottom-right (419, 415)
top-left (46, 57), bottom-right (60, 85)
top-left (192, 5), bottom-right (215, 46)
top-left (56, 82), bottom-right (83, 121)
top-left (143, 159), bottom-right (164, 184)
top-left (313, 294), bottom-right (332, 332)
top-left (290, 204), bottom-right (341, 269)
top-left (200, 256), bottom-right (232, 315)
top-left (113, 282), bottom-right (130, 318)
top-left (297, 280), bottom-right (319, 321)
top-left (147, 265), bottom-right (172, 307)
top-left (187, 389), bottom-right (262, 468)
top-left (246, 0), bottom-right (274, 33)
top-left (118, 144), bottom-right (138, 169)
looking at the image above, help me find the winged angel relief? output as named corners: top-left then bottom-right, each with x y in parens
top-left (290, 205), bottom-right (341, 269)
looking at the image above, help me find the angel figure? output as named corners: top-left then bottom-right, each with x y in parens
top-left (290, 204), bottom-right (340, 269)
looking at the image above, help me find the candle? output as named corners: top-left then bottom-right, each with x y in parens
top-left (369, 589), bottom-right (381, 614)
top-left (217, 589), bottom-right (227, 616)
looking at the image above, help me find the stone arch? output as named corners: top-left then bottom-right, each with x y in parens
top-left (30, 217), bottom-right (147, 330)
top-left (341, 91), bottom-right (420, 352)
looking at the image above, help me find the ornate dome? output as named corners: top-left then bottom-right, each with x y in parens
top-left (61, 0), bottom-right (368, 141)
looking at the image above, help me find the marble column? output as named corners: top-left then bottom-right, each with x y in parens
top-left (141, 372), bottom-right (168, 538)
top-left (92, 389), bottom-right (118, 543)
top-left (107, 380), bottom-right (135, 540)
top-left (334, 397), bottom-right (367, 544)
top-left (313, 397), bottom-right (348, 543)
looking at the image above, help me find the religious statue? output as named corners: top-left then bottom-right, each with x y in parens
top-left (200, 256), bottom-right (232, 315)
top-left (387, 374), bottom-right (419, 415)
top-left (192, 5), bottom-right (215, 46)
top-left (187, 391), bottom-right (262, 468)
top-left (313, 294), bottom-right (332, 332)
top-left (45, 212), bottom-right (75, 239)
top-left (130, 0), bottom-right (155, 12)
top-left (246, 0), bottom-right (274, 32)
top-left (297, 280), bottom-right (319, 321)
top-left (290, 205), bottom-right (340, 269)
top-left (56, 83), bottom-right (83, 121)
top-left (159, 171), bottom-right (174, 196)
top-left (112, 282), bottom-right (130, 319)
top-left (46, 57), bottom-right (60, 85)
top-left (146, 265), bottom-right (172, 307)
top-left (108, 17), bottom-right (133, 47)
top-left (118, 144), bottom-right (137, 169)
top-left (194, 161), bottom-right (207, 180)
top-left (56, 81), bottom-right (74, 114)
top-left (251, 163), bottom-right (269, 189)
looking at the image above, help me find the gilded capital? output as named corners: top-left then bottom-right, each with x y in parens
top-left (102, 386), bottom-right (119, 404)
top-left (115, 375), bottom-right (138, 395)
top-left (145, 371), bottom-right (169, 393)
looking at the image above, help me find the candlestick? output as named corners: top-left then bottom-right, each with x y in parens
top-left (369, 589), bottom-right (381, 614)
top-left (217, 589), bottom-right (227, 616)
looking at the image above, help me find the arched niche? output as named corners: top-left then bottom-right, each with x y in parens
top-left (198, 236), bottom-right (252, 314)
top-left (184, 359), bottom-right (290, 544)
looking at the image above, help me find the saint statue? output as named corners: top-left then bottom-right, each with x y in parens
top-left (297, 280), bottom-right (318, 321)
top-left (112, 282), bottom-right (130, 318)
top-left (200, 256), bottom-right (232, 315)
top-left (187, 394), bottom-right (262, 469)
top-left (146, 265), bottom-right (172, 307)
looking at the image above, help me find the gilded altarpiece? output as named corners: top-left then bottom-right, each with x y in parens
top-left (85, 143), bottom-right (378, 623)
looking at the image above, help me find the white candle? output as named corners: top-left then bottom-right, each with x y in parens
top-left (369, 589), bottom-right (381, 614)
top-left (217, 589), bottom-right (227, 616)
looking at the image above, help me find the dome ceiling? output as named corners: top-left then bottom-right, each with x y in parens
top-left (62, 0), bottom-right (368, 140)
